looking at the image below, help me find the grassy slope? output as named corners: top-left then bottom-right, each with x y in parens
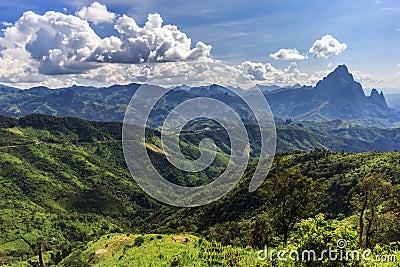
top-left (57, 234), bottom-right (259, 267)
top-left (14, 232), bottom-right (399, 267)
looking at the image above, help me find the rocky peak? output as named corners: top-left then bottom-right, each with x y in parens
top-left (315, 64), bottom-right (365, 100)
top-left (369, 88), bottom-right (388, 108)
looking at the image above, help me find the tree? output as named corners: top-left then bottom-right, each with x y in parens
top-left (259, 160), bottom-right (325, 245)
top-left (374, 184), bottom-right (400, 244)
top-left (249, 213), bottom-right (274, 249)
top-left (388, 184), bottom-right (400, 215)
top-left (352, 173), bottom-right (391, 248)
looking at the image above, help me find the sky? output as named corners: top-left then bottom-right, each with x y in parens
top-left (0, 0), bottom-right (399, 90)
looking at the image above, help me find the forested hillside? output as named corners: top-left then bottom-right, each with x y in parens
top-left (0, 115), bottom-right (399, 266)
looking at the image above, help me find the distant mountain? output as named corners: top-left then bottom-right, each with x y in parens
top-left (251, 83), bottom-right (302, 93)
top-left (0, 84), bottom-right (20, 93)
top-left (265, 65), bottom-right (397, 124)
top-left (171, 84), bottom-right (236, 95)
top-left (384, 94), bottom-right (400, 111)
top-left (255, 84), bottom-right (281, 92)
top-left (0, 83), bottom-right (144, 121)
top-left (375, 87), bottom-right (400, 94)
top-left (275, 119), bottom-right (400, 152)
top-left (0, 65), bottom-right (398, 127)
top-left (0, 83), bottom-right (247, 126)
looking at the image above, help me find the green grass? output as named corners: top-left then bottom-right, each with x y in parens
top-left (58, 233), bottom-right (263, 267)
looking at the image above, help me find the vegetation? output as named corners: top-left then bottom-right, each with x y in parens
top-left (0, 114), bottom-right (398, 266)
top-left (259, 160), bottom-right (325, 245)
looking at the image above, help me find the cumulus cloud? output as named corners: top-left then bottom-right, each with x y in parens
top-left (76, 2), bottom-right (116, 25)
top-left (90, 13), bottom-right (212, 64)
top-left (1, 21), bottom-right (13, 27)
top-left (238, 61), bottom-right (307, 86)
top-left (309, 35), bottom-right (347, 59)
top-left (286, 62), bottom-right (308, 79)
top-left (0, 11), bottom-right (102, 75)
top-left (0, 6), bottom-right (212, 79)
top-left (0, 4), bottom-right (389, 90)
top-left (239, 61), bottom-right (272, 81)
top-left (269, 48), bottom-right (306, 61)
top-left (303, 70), bottom-right (331, 85)
top-left (352, 71), bottom-right (384, 84)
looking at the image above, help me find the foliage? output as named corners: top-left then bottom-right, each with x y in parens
top-left (0, 114), bottom-right (398, 266)
top-left (259, 160), bottom-right (326, 245)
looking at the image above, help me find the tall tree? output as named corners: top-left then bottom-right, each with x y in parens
top-left (352, 173), bottom-right (391, 248)
top-left (259, 160), bottom-right (325, 245)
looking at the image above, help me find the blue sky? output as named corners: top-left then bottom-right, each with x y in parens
top-left (0, 0), bottom-right (399, 89)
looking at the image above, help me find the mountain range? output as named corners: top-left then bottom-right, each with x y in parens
top-left (0, 65), bottom-right (398, 127)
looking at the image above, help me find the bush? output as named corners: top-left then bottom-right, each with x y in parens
top-left (134, 236), bottom-right (145, 247)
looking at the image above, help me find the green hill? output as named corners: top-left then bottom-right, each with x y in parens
top-left (0, 114), bottom-right (399, 266)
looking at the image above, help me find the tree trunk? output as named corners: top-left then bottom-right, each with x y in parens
top-left (282, 223), bottom-right (289, 246)
top-left (365, 208), bottom-right (375, 248)
top-left (39, 241), bottom-right (45, 267)
top-left (358, 193), bottom-right (368, 249)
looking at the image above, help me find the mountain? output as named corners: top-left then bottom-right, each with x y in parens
top-left (0, 83), bottom-right (143, 121)
top-left (385, 94), bottom-right (400, 111)
top-left (275, 119), bottom-right (400, 152)
top-left (0, 84), bottom-right (20, 94)
top-left (0, 65), bottom-right (397, 127)
top-left (254, 84), bottom-right (281, 92)
top-left (172, 84), bottom-right (237, 96)
top-left (265, 65), bottom-right (397, 124)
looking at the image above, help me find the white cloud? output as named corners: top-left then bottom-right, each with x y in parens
top-left (91, 13), bottom-right (212, 64)
top-left (237, 61), bottom-right (307, 86)
top-left (1, 21), bottom-right (13, 27)
top-left (285, 62), bottom-right (308, 79)
top-left (352, 70), bottom-right (384, 84)
top-left (269, 48), bottom-right (306, 61)
top-left (303, 70), bottom-right (331, 85)
top-left (309, 35), bottom-right (347, 59)
top-left (76, 2), bottom-right (116, 25)
top-left (0, 5), bottom-right (392, 90)
top-left (0, 11), bottom-right (102, 75)
top-left (81, 62), bottom-right (245, 89)
top-left (0, 7), bottom-right (212, 80)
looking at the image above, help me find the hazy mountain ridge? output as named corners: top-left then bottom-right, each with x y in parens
top-left (0, 65), bottom-right (398, 127)
top-left (385, 94), bottom-right (400, 111)
top-left (4, 114), bottom-right (400, 154)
